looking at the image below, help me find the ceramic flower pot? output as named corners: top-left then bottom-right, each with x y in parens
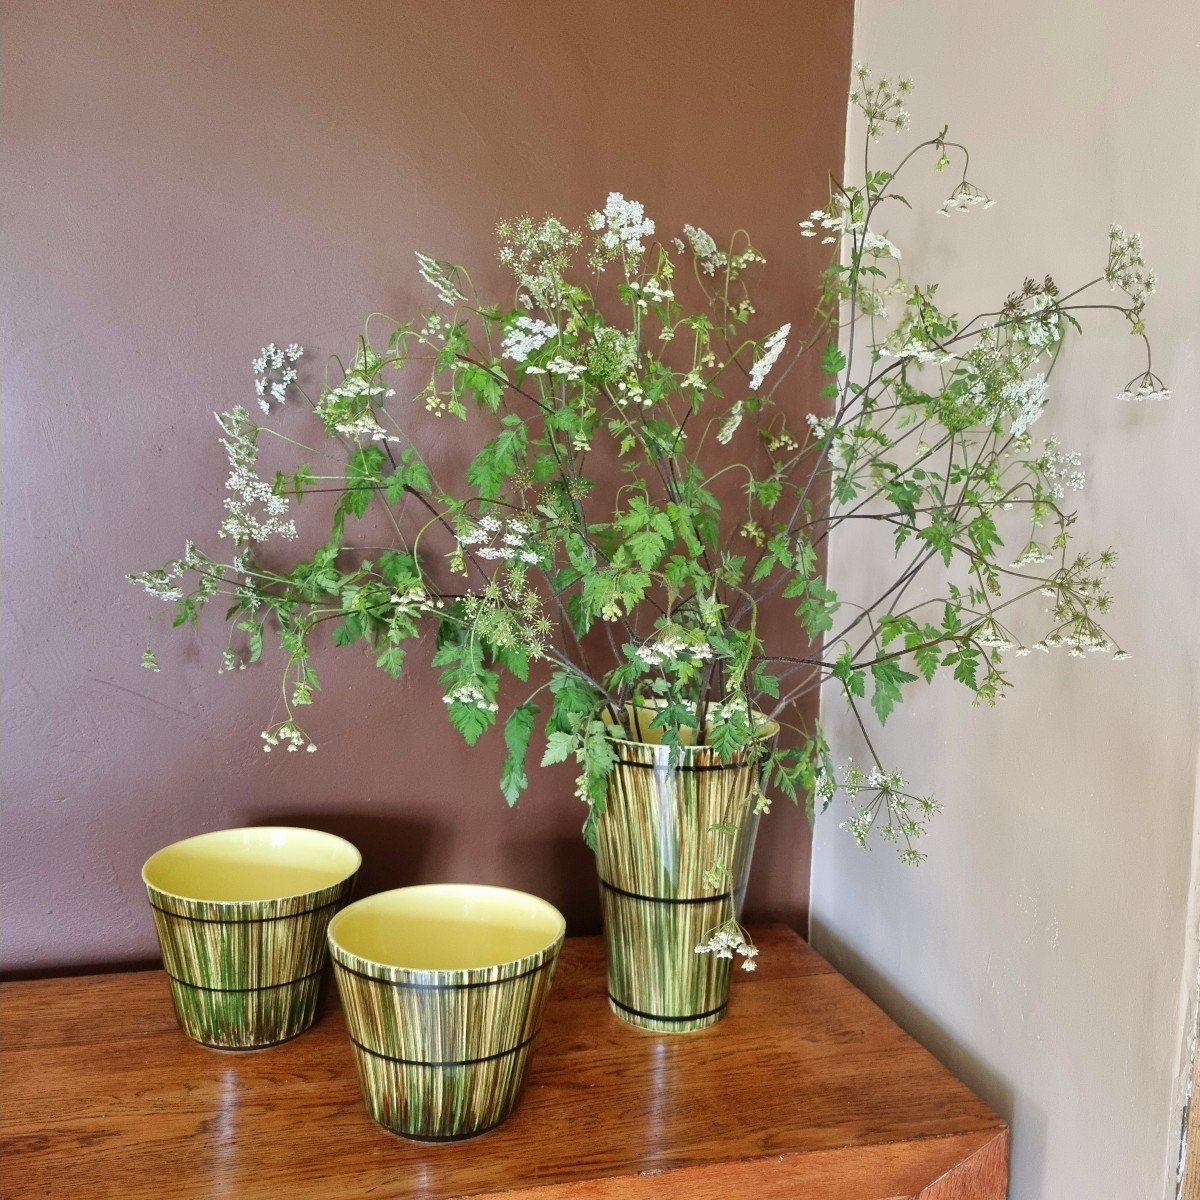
top-left (142, 826), bottom-right (360, 1049)
top-left (595, 707), bottom-right (776, 1032)
top-left (328, 884), bottom-right (565, 1141)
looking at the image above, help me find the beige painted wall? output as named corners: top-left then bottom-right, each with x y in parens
top-left (810, 2), bottom-right (1200, 1198)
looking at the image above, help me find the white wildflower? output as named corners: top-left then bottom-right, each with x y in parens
top-left (415, 252), bottom-right (465, 305)
top-left (589, 191), bottom-right (655, 260)
top-left (502, 316), bottom-right (559, 363)
top-left (749, 323), bottom-right (791, 391)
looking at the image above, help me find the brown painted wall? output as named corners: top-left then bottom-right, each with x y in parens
top-left (1, 0), bottom-right (852, 971)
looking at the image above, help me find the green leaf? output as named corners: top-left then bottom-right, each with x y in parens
top-left (375, 644), bottom-right (406, 679)
top-left (821, 341), bottom-right (847, 376)
top-left (541, 730), bottom-right (577, 767)
top-left (870, 658), bottom-right (918, 724)
top-left (342, 445), bottom-right (386, 519)
top-left (500, 703), bottom-right (539, 806)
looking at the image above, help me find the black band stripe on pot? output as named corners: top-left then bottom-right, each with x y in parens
top-left (347, 1032), bottom-right (536, 1069)
top-left (394, 1117), bottom-right (510, 1143)
top-left (599, 878), bottom-right (733, 907)
top-left (607, 994), bottom-right (729, 1024)
top-left (614, 757), bottom-right (759, 774)
top-left (331, 955), bottom-right (553, 991)
top-left (165, 966), bottom-right (325, 995)
top-left (149, 894), bottom-right (346, 925)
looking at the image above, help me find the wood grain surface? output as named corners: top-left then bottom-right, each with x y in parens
top-left (0, 925), bottom-right (1007, 1199)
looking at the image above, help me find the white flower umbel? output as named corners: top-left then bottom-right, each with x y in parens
top-left (334, 412), bottom-right (401, 443)
top-left (694, 920), bottom-right (759, 971)
top-left (717, 400), bottom-right (744, 445)
top-left (1117, 370), bottom-right (1171, 403)
top-left (748, 323), bottom-right (791, 390)
top-left (502, 315), bottom-right (559, 364)
top-left (415, 252), bottom-right (466, 306)
top-left (215, 407), bottom-right (297, 544)
top-left (1004, 373), bottom-right (1048, 438)
top-left (588, 192), bottom-right (655, 265)
top-left (683, 224), bottom-right (727, 276)
top-left (253, 343), bottom-right (303, 414)
top-left (862, 230), bottom-right (902, 259)
top-left (938, 181), bottom-right (995, 216)
top-left (1105, 224), bottom-right (1156, 311)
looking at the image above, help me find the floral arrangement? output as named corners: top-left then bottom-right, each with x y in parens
top-left (132, 67), bottom-right (1166, 862)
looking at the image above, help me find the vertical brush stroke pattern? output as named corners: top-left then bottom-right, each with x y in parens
top-left (146, 875), bottom-right (356, 1049)
top-left (330, 935), bottom-right (563, 1140)
top-left (596, 738), bottom-right (763, 1032)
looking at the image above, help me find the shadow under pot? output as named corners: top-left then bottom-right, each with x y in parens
top-left (141, 826), bottom-right (361, 1049)
top-left (327, 884), bottom-right (565, 1142)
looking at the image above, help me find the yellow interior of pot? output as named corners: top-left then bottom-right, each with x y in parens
top-left (606, 700), bottom-right (780, 744)
top-left (142, 827), bottom-right (360, 903)
top-left (328, 884), bottom-right (565, 971)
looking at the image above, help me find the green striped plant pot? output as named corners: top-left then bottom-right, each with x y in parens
top-left (595, 708), bottom-right (776, 1033)
top-left (142, 827), bottom-right (360, 1050)
top-left (328, 884), bottom-right (565, 1142)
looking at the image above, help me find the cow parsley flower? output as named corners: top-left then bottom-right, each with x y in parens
top-left (1117, 370), bottom-right (1171, 402)
top-left (938, 181), bottom-right (995, 216)
top-left (748, 323), bottom-right (791, 390)
top-left (415, 252), bottom-right (465, 306)
top-left (683, 224), bottom-right (727, 275)
top-left (589, 192), bottom-right (655, 267)
top-left (502, 316), bottom-right (559, 363)
top-left (1004, 373), bottom-right (1048, 438)
top-left (717, 401), bottom-right (744, 445)
top-left (694, 921), bottom-right (759, 970)
top-left (215, 407), bottom-right (297, 544)
top-left (1105, 224), bottom-right (1156, 310)
top-left (253, 343), bottom-right (303, 414)
top-left (862, 230), bottom-right (901, 259)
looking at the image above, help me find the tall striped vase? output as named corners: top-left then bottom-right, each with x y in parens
top-left (142, 827), bottom-right (360, 1050)
top-left (329, 885), bottom-right (565, 1141)
top-left (596, 730), bottom-right (769, 1033)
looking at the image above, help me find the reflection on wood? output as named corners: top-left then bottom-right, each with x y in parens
top-left (0, 925), bottom-right (1007, 1199)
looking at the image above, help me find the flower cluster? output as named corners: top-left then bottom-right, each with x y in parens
top-left (497, 214), bottom-right (581, 309)
top-left (834, 760), bottom-right (941, 865)
top-left (849, 62), bottom-right (912, 138)
top-left (458, 514), bottom-right (541, 565)
top-left (1117, 371), bottom-right (1171, 403)
top-left (862, 230), bottom-right (902, 259)
top-left (216, 407), bottom-right (297, 544)
top-left (253, 344), bottom-right (302, 414)
top-left (1004, 373), bottom-right (1049, 439)
top-left (443, 682), bottom-right (498, 713)
top-left (636, 630), bottom-right (714, 668)
top-left (261, 720), bottom-right (317, 753)
top-left (1038, 434), bottom-right (1086, 500)
top-left (502, 316), bottom-right (559, 364)
top-left (128, 540), bottom-right (216, 605)
top-left (415, 252), bottom-right (465, 306)
top-left (749, 323), bottom-right (791, 390)
top-left (694, 921), bottom-right (759, 971)
top-left (334, 412), bottom-right (400, 442)
top-left (938, 181), bottom-right (995, 216)
top-left (588, 191), bottom-right (655, 265)
top-left (682, 224), bottom-right (726, 275)
top-left (1106, 224), bottom-right (1156, 312)
top-left (799, 197), bottom-right (865, 244)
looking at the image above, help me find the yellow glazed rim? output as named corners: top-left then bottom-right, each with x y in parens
top-left (328, 884), bottom-right (566, 977)
top-left (142, 826), bottom-right (362, 905)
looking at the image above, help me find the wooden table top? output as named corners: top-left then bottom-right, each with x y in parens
top-left (0, 925), bottom-right (1006, 1199)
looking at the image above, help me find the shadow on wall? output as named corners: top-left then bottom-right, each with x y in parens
top-left (255, 811), bottom-right (603, 936)
top-left (819, 934), bottom-right (1046, 1184)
